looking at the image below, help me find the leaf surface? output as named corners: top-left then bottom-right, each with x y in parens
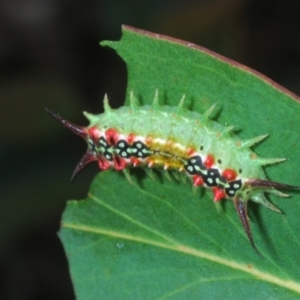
top-left (59, 26), bottom-right (300, 299)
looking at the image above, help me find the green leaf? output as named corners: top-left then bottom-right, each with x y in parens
top-left (59, 26), bottom-right (300, 299)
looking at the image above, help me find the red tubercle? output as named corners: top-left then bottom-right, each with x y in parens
top-left (187, 147), bottom-right (196, 156)
top-left (193, 175), bottom-right (204, 186)
top-left (113, 156), bottom-right (128, 171)
top-left (98, 157), bottom-right (111, 170)
top-left (88, 127), bottom-right (101, 139)
top-left (105, 128), bottom-right (119, 145)
top-left (204, 154), bottom-right (214, 168)
top-left (222, 169), bottom-right (237, 181)
top-left (127, 133), bottom-right (136, 144)
top-left (130, 157), bottom-right (140, 167)
top-left (212, 187), bottom-right (226, 202)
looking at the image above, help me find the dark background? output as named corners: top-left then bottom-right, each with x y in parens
top-left (0, 0), bottom-right (299, 299)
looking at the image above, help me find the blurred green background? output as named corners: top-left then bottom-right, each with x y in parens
top-left (0, 0), bottom-right (299, 299)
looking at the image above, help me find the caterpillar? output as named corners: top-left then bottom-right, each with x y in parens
top-left (46, 90), bottom-right (300, 255)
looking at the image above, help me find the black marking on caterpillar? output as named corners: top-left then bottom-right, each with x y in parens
top-left (46, 90), bottom-right (300, 255)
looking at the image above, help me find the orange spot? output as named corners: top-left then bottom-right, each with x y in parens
top-left (127, 133), bottom-right (135, 144)
top-left (130, 157), bottom-right (140, 167)
top-left (187, 147), bottom-right (195, 156)
top-left (222, 169), bottom-right (237, 181)
top-left (147, 159), bottom-right (154, 168)
top-left (146, 135), bottom-right (153, 145)
top-left (166, 140), bottom-right (173, 147)
top-left (105, 128), bottom-right (118, 145)
top-left (193, 175), bottom-right (204, 186)
top-left (204, 154), bottom-right (214, 168)
top-left (250, 153), bottom-right (257, 160)
top-left (235, 141), bottom-right (241, 147)
top-left (213, 187), bottom-right (226, 201)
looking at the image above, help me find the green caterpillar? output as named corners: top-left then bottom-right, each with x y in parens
top-left (46, 91), bottom-right (300, 255)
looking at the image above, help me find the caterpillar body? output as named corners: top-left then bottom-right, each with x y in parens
top-left (46, 91), bottom-right (300, 255)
